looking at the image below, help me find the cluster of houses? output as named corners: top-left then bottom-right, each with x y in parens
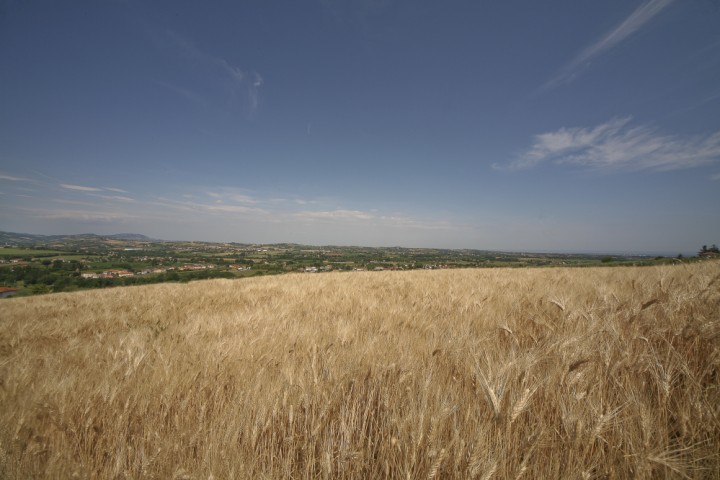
top-left (80, 265), bottom-right (189, 279)
top-left (179, 264), bottom-right (215, 271)
top-left (228, 264), bottom-right (252, 271)
top-left (304, 265), bottom-right (333, 273)
top-left (0, 258), bottom-right (26, 264)
top-left (78, 263), bottom-right (249, 279)
top-left (81, 269), bottom-right (136, 279)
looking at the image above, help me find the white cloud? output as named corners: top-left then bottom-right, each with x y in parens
top-left (247, 71), bottom-right (263, 117)
top-left (293, 198), bottom-right (321, 205)
top-left (206, 190), bottom-right (258, 204)
top-left (149, 197), bottom-right (268, 216)
top-left (295, 209), bottom-right (454, 231)
top-left (545, 0), bottom-right (674, 89)
top-left (25, 208), bottom-right (137, 222)
top-left (297, 209), bottom-right (375, 221)
top-left (204, 204), bottom-right (268, 215)
top-left (503, 117), bottom-right (720, 172)
top-left (104, 187), bottom-right (128, 193)
top-left (163, 29), bottom-right (245, 85)
top-left (711, 173), bottom-right (720, 181)
top-left (159, 29), bottom-right (262, 115)
top-left (95, 195), bottom-right (135, 202)
top-left (0, 173), bottom-right (31, 182)
top-left (60, 183), bottom-right (102, 192)
top-left (153, 80), bottom-right (208, 107)
top-left (253, 72), bottom-right (263, 88)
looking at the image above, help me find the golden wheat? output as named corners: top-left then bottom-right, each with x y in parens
top-left (1, 262), bottom-right (719, 478)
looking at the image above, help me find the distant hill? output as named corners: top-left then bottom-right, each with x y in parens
top-left (105, 233), bottom-right (155, 241)
top-left (0, 231), bottom-right (156, 246)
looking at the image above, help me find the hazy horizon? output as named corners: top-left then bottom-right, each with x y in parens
top-left (1, 1), bottom-right (719, 253)
top-left (0, 228), bottom-right (701, 257)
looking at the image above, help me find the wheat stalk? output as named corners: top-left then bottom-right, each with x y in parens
top-left (427, 448), bottom-right (446, 480)
top-left (510, 387), bottom-right (536, 424)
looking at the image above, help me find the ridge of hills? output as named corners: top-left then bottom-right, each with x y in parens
top-left (0, 231), bottom-right (155, 245)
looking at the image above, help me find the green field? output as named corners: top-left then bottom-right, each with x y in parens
top-left (0, 248), bottom-right (65, 257)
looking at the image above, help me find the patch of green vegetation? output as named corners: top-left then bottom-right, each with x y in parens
top-left (1, 230), bottom-right (710, 297)
top-left (0, 248), bottom-right (65, 257)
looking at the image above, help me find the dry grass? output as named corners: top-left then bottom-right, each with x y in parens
top-left (1, 262), bottom-right (719, 479)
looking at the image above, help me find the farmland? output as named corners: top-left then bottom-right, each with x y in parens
top-left (0, 231), bottom-right (690, 296)
top-left (1, 261), bottom-right (718, 478)
top-left (0, 248), bottom-right (66, 257)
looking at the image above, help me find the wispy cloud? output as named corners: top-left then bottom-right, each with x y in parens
top-left (203, 204), bottom-right (268, 215)
top-left (297, 209), bottom-right (375, 221)
top-left (153, 80), bottom-right (208, 106)
top-left (295, 209), bottom-right (453, 230)
top-left (501, 117), bottom-right (720, 172)
top-left (206, 190), bottom-right (258, 204)
top-left (248, 71), bottom-right (263, 116)
top-left (157, 29), bottom-right (262, 116)
top-left (163, 29), bottom-right (245, 84)
top-left (60, 183), bottom-right (103, 192)
top-left (544, 0), bottom-right (674, 89)
top-left (711, 173), bottom-right (720, 181)
top-left (22, 208), bottom-right (138, 222)
top-left (0, 173), bottom-right (32, 182)
top-left (149, 196), bottom-right (269, 216)
top-left (60, 184), bottom-right (133, 196)
top-left (94, 195), bottom-right (135, 203)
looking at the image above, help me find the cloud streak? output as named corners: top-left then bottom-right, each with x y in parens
top-left (149, 196), bottom-right (269, 217)
top-left (297, 209), bottom-right (375, 221)
top-left (159, 29), bottom-right (262, 116)
top-left (544, 0), bottom-right (674, 89)
top-left (94, 195), bottom-right (135, 203)
top-left (153, 80), bottom-right (208, 107)
top-left (503, 117), bottom-right (720, 172)
top-left (163, 29), bottom-right (245, 85)
top-left (206, 189), bottom-right (259, 205)
top-left (295, 209), bottom-right (453, 230)
top-left (0, 173), bottom-right (32, 182)
top-left (20, 207), bottom-right (138, 223)
top-left (60, 183), bottom-right (103, 192)
top-left (59, 184), bottom-right (131, 197)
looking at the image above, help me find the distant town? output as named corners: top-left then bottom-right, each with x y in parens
top-left (0, 231), bottom-right (715, 297)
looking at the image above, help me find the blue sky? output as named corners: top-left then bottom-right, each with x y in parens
top-left (1, 0), bottom-right (719, 254)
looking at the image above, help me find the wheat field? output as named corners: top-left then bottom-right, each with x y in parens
top-left (1, 262), bottom-right (719, 479)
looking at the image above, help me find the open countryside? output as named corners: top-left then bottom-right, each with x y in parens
top-left (2, 0), bottom-right (720, 478)
top-left (0, 231), bottom-right (708, 297)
